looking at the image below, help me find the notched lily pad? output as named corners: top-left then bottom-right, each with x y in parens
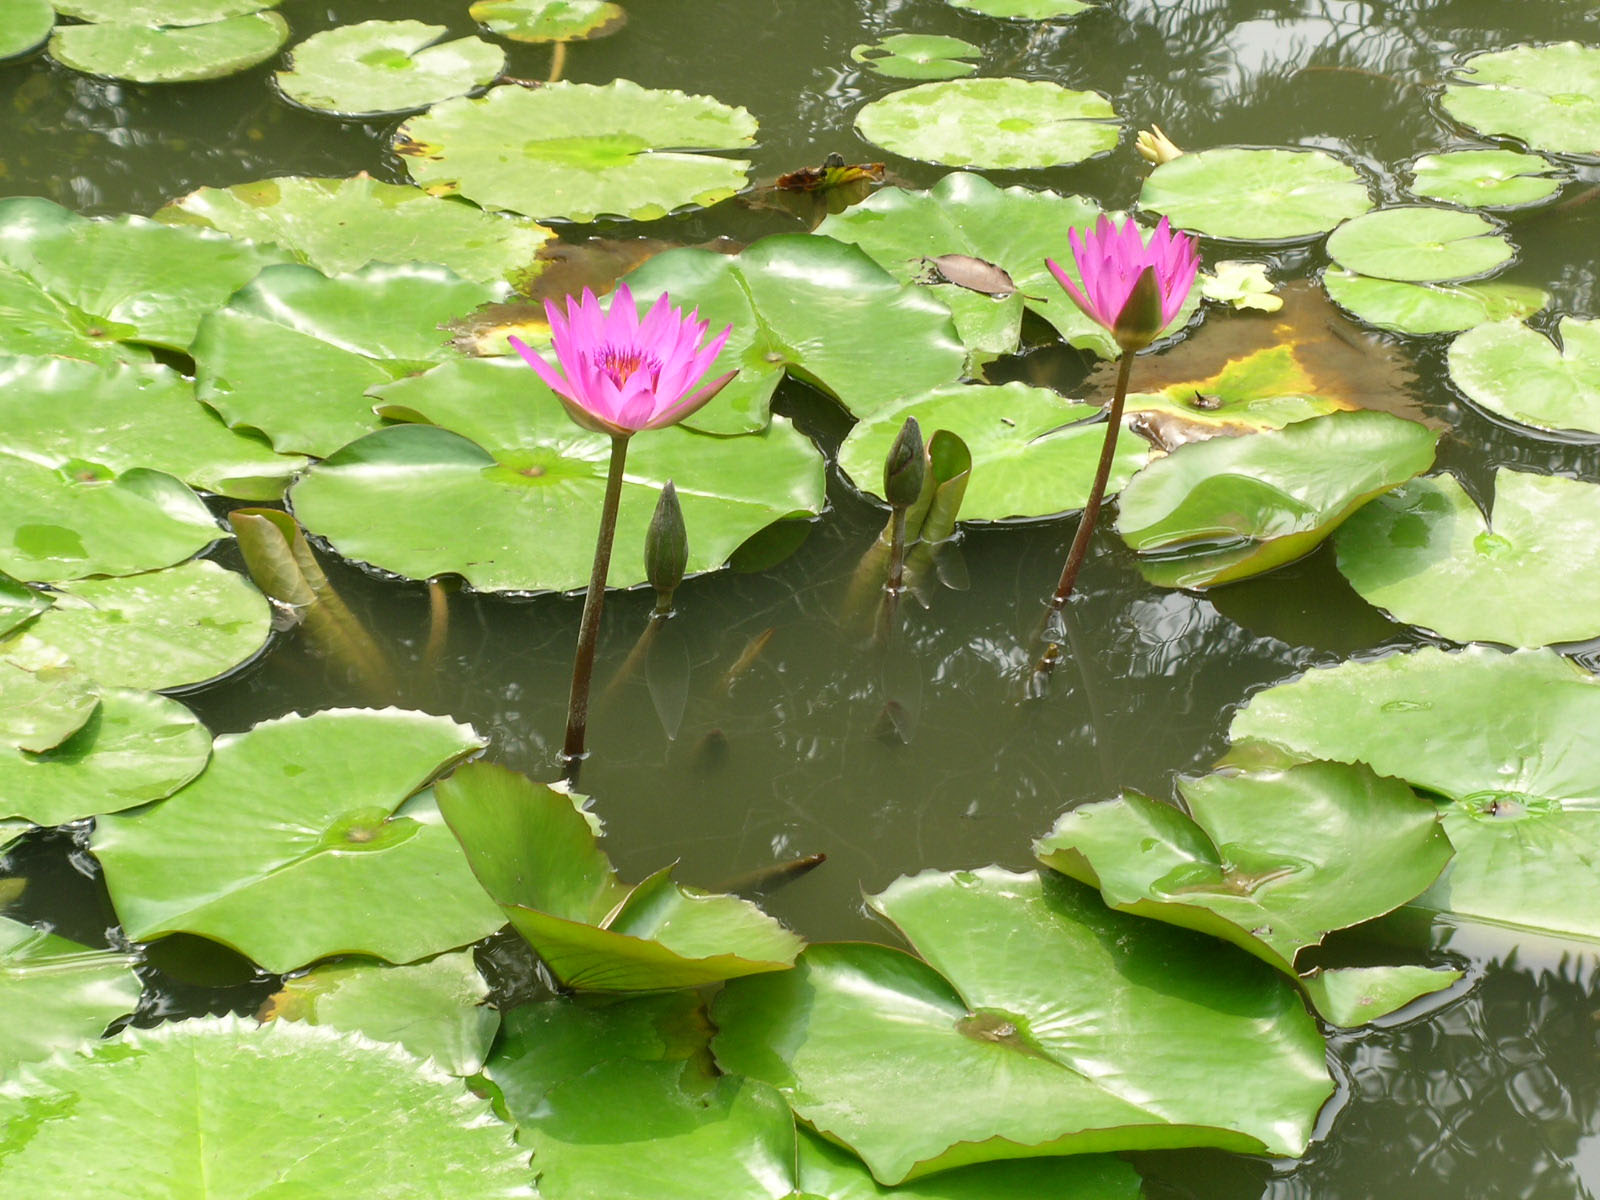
top-left (1323, 270), bottom-right (1548, 336)
top-left (1407, 149), bottom-right (1568, 209)
top-left (0, 0), bottom-right (53, 60)
top-left (277, 20), bottom-right (506, 118)
top-left (469, 0), bottom-right (625, 43)
top-left (1140, 147), bottom-right (1373, 242)
top-left (1447, 316), bottom-right (1600, 435)
top-left (1440, 43), bottom-right (1600, 160)
top-left (48, 11), bottom-right (290, 84)
top-left (0, 639), bottom-right (98, 753)
top-left (851, 34), bottom-right (980, 81)
top-left (1300, 965), bottom-right (1463, 1027)
top-left (0, 916), bottom-right (141, 1072)
top-left (52, 1), bottom-right (282, 24)
top-left (1326, 206), bottom-right (1513, 284)
top-left (941, 0), bottom-right (1095, 20)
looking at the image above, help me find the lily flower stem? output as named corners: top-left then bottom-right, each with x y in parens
top-left (563, 433), bottom-right (630, 780)
top-left (877, 505), bottom-right (910, 646)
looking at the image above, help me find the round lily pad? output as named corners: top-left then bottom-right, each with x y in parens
top-left (277, 21), bottom-right (505, 118)
top-left (942, 0), bottom-right (1093, 16)
top-left (851, 34), bottom-right (980, 81)
top-left (395, 80), bottom-right (757, 223)
top-left (48, 11), bottom-right (290, 84)
top-left (855, 78), bottom-right (1119, 170)
top-left (1335, 467), bottom-right (1600, 647)
top-left (0, 640), bottom-right (98, 753)
top-left (1140, 147), bottom-right (1374, 242)
top-left (1440, 43), bottom-right (1600, 160)
top-left (52, 0), bottom-right (281, 24)
top-left (0, 0), bottom-right (52, 60)
top-left (1407, 149), bottom-right (1568, 209)
top-left (0, 917), bottom-right (141, 1072)
top-left (1447, 316), bottom-right (1600, 435)
top-left (837, 383), bottom-right (1148, 521)
top-left (1323, 269), bottom-right (1548, 335)
top-left (0, 1018), bottom-right (535, 1197)
top-left (92, 708), bottom-right (502, 973)
top-left (1326, 206), bottom-right (1513, 284)
top-left (469, 0), bottom-right (625, 42)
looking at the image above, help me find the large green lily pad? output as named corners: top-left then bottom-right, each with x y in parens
top-left (290, 356), bottom-right (826, 592)
top-left (714, 868), bottom-right (1332, 1183)
top-left (437, 762), bottom-right (803, 991)
top-left (1447, 316), bottom-right (1600, 435)
top-left (52, 0), bottom-right (281, 23)
top-left (156, 175), bottom-right (555, 288)
top-left (1326, 206), bottom-right (1513, 283)
top-left (1322, 269), bottom-right (1548, 336)
top-left (837, 383), bottom-right (1148, 520)
top-left (0, 0), bottom-right (52, 59)
top-left (1230, 646), bottom-right (1600, 943)
top-left (277, 21), bottom-right (505, 117)
top-left (396, 80), bottom-right (757, 223)
top-left (192, 261), bottom-right (504, 457)
top-left (855, 78), bottom-right (1118, 170)
top-left (0, 917), bottom-right (141, 1071)
top-left (1407, 149), bottom-right (1568, 209)
top-left (0, 1018), bottom-right (534, 1196)
top-left (469, 0), bottom-right (625, 42)
top-left (1140, 147), bottom-right (1374, 242)
top-left (1335, 467), bottom-right (1600, 647)
top-left (48, 11), bottom-right (290, 84)
top-left (1440, 43), bottom-right (1600, 160)
top-left (92, 709), bottom-right (502, 973)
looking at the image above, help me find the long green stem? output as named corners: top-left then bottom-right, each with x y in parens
top-left (563, 434), bottom-right (630, 780)
top-left (876, 505), bottom-right (909, 645)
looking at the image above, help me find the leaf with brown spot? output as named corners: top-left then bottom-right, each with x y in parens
top-left (748, 156), bottom-right (887, 227)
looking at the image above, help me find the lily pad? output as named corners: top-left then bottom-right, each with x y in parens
top-left (0, 821), bottom-right (25, 853)
top-left (0, 572), bottom-right (51, 637)
top-left (797, 1131), bottom-right (1142, 1199)
top-left (1229, 645), bottom-right (1600, 943)
top-left (437, 762), bottom-right (803, 991)
top-left (469, 0), bottom-right (625, 42)
top-left (396, 80), bottom-right (757, 223)
top-left (1447, 316), bottom-right (1600, 435)
top-left (0, 0), bottom-right (52, 60)
top-left (92, 709), bottom-right (503, 973)
top-left (943, 0), bottom-right (1093, 14)
top-left (1323, 269), bottom-right (1548, 336)
top-left (0, 265), bottom-right (151, 365)
top-left (1115, 410), bottom-right (1438, 589)
top-left (1407, 149), bottom-right (1568, 209)
top-left (715, 868), bottom-right (1331, 1183)
top-left (156, 175), bottom-right (555, 288)
top-left (851, 35), bottom-right (979, 81)
top-left (291, 357), bottom-right (826, 592)
top-left (1326, 206), bottom-right (1512, 284)
top-left (1140, 147), bottom-right (1374, 242)
top-left (1335, 467), bottom-right (1600, 647)
top-left (0, 639), bottom-right (98, 752)
top-left (48, 12), bottom-right (290, 84)
top-left (837, 383), bottom-right (1148, 520)
top-left (52, 0), bottom-right (281, 24)
top-left (192, 261), bottom-right (504, 457)
top-left (1299, 965), bottom-right (1463, 1027)
top-left (0, 917), bottom-right (141, 1071)
top-left (0, 1018), bottom-right (534, 1196)
top-left (277, 21), bottom-right (505, 118)
top-left (1440, 43), bottom-right (1600, 160)
top-left (855, 78), bottom-right (1118, 170)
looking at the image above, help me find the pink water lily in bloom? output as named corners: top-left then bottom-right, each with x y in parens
top-left (1046, 214), bottom-right (1199, 352)
top-left (508, 283), bottom-right (736, 438)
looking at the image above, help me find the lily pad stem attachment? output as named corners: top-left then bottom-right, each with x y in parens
top-left (563, 432), bottom-right (630, 782)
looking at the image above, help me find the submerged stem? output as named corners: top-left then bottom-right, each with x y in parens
top-left (877, 505), bottom-right (910, 646)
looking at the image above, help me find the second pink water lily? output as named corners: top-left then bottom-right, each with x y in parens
top-left (1046, 214), bottom-right (1198, 352)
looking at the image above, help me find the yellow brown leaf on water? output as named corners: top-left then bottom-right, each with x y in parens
top-left (747, 155), bottom-right (887, 226)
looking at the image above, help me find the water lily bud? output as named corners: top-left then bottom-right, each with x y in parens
top-left (645, 481), bottom-right (688, 599)
top-left (1112, 265), bottom-right (1165, 352)
top-left (1136, 125), bottom-right (1183, 165)
top-left (883, 416), bottom-right (926, 510)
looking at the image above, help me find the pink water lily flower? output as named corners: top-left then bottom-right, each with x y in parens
top-left (508, 283), bottom-right (735, 438)
top-left (1046, 214), bottom-right (1199, 352)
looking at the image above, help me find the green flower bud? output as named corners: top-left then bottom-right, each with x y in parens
top-left (1112, 265), bottom-right (1165, 352)
top-left (883, 416), bottom-right (926, 510)
top-left (645, 481), bottom-right (688, 599)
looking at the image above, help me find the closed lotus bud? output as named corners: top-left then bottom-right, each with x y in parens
top-left (645, 481), bottom-right (688, 599)
top-left (883, 416), bottom-right (926, 510)
top-left (1112, 265), bottom-right (1165, 352)
top-left (1136, 125), bottom-right (1183, 165)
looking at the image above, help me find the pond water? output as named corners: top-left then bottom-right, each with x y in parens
top-left (3, 0), bottom-right (1599, 1196)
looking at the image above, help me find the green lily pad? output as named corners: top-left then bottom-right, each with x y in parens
top-left (837, 383), bottom-right (1148, 521)
top-left (16, 560), bottom-right (271, 692)
top-left (1326, 206), bottom-right (1512, 284)
top-left (192, 262), bottom-right (504, 457)
top-left (1035, 761), bottom-right (1452, 976)
top-left (261, 950), bottom-right (496, 1076)
top-left (0, 356), bottom-right (305, 501)
top-left (396, 80), bottom-right (757, 223)
top-left (277, 21), bottom-right (505, 118)
top-left (1407, 149), bottom-right (1568, 209)
top-left (1115, 410), bottom-right (1438, 589)
top-left (52, 0), bottom-right (281, 24)
top-left (437, 762), bottom-right (803, 991)
top-left (1335, 467), bottom-right (1600, 647)
top-left (0, 821), bottom-right (24, 853)
top-left (1440, 43), bottom-right (1600, 160)
top-left (0, 265), bottom-right (151, 365)
top-left (617, 234), bottom-right (967, 434)
top-left (1140, 147), bottom-right (1374, 242)
top-left (943, 0), bottom-right (1093, 14)
top-left (1230, 645), bottom-right (1600, 943)
top-left (715, 868), bottom-right (1332, 1183)
top-left (851, 35), bottom-right (979, 81)
top-left (0, 1017), bottom-right (534, 1196)
top-left (0, 196), bottom-right (290, 353)
top-left (1323, 269), bottom-right (1548, 335)
top-left (48, 12), bottom-right (290, 84)
top-left (0, 0), bottom-right (52, 59)
top-left (0, 639), bottom-right (98, 752)
top-left (0, 572), bottom-right (51, 637)
top-left (291, 356), bottom-right (826, 592)
top-left (0, 917), bottom-right (141, 1071)
top-left (469, 0), bottom-right (625, 42)
top-left (855, 78), bottom-right (1118, 170)
top-left (1299, 965), bottom-right (1463, 1027)
top-left (92, 709), bottom-right (502, 973)
top-left (1447, 316), bottom-right (1600, 435)
top-left (156, 175), bottom-right (555, 288)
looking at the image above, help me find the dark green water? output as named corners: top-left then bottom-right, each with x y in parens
top-left (2, 0), bottom-right (1599, 1195)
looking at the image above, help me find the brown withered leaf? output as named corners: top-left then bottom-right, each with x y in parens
top-left (746, 154), bottom-right (888, 228)
top-left (917, 253), bottom-right (1023, 297)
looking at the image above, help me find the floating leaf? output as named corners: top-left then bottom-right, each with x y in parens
top-left (0, 917), bottom-right (140, 1071)
top-left (0, 572), bottom-right (51, 637)
top-left (1323, 269), bottom-right (1548, 336)
top-left (0, 265), bottom-right (150, 365)
top-left (0, 0), bottom-right (52, 60)
top-left (93, 709), bottom-right (501, 973)
top-left (1326, 206), bottom-right (1512, 284)
top-left (469, 0), bottom-right (625, 42)
top-left (1407, 149), bottom-right (1568, 209)
top-left (0, 639), bottom-right (98, 753)
top-left (1300, 965), bottom-right (1463, 1027)
top-left (0, 821), bottom-right (25, 853)
top-left (1440, 43), bottom-right (1600, 160)
top-left (52, 0), bottom-right (282, 24)
top-left (753, 157), bottom-right (885, 227)
top-left (1446, 316), bottom-right (1600, 435)
top-left (48, 12), bottom-right (290, 84)
top-left (0, 1018), bottom-right (534, 1196)
top-left (396, 80), bottom-right (757, 223)
top-left (277, 21), bottom-right (505, 118)
top-left (855, 78), bottom-right (1118, 170)
top-left (1335, 467), bottom-right (1600, 647)
top-left (1140, 147), bottom-right (1373, 242)
top-left (851, 34), bottom-right (979, 81)
top-left (1199, 260), bottom-right (1281, 312)
top-left (941, 0), bottom-right (1093, 18)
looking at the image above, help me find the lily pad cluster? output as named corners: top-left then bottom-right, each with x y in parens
top-left (48, 0), bottom-right (290, 83)
top-left (1439, 43), bottom-right (1600, 160)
